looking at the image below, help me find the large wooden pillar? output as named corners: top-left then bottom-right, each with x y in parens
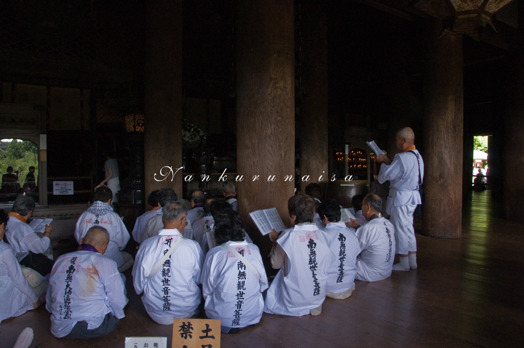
top-left (236, 0), bottom-right (295, 232)
top-left (423, 23), bottom-right (463, 238)
top-left (298, 0), bottom-right (328, 193)
top-left (143, 1), bottom-right (183, 196)
top-left (503, 20), bottom-right (524, 220)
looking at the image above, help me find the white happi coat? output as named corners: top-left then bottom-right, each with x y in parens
top-left (355, 217), bottom-right (395, 282)
top-left (132, 229), bottom-right (204, 325)
top-left (74, 201), bottom-right (130, 268)
top-left (264, 224), bottom-right (335, 317)
top-left (186, 206), bottom-right (205, 228)
top-left (6, 215), bottom-right (52, 261)
top-left (132, 209), bottom-right (159, 243)
top-left (322, 222), bottom-right (360, 294)
top-left (0, 241), bottom-right (38, 324)
top-left (200, 240), bottom-right (268, 329)
top-left (378, 150), bottom-right (423, 215)
top-left (191, 215), bottom-right (215, 254)
top-left (45, 249), bottom-right (127, 338)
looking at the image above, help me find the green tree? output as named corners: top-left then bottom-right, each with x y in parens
top-left (0, 139), bottom-right (38, 186)
top-left (473, 136), bottom-right (488, 153)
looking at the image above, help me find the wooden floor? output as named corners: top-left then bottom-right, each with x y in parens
top-left (2, 190), bottom-right (524, 347)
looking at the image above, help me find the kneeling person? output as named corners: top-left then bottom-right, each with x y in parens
top-left (264, 194), bottom-right (335, 317)
top-left (46, 226), bottom-right (127, 339)
top-left (317, 199), bottom-right (360, 299)
top-left (355, 194), bottom-right (395, 282)
top-left (200, 208), bottom-right (268, 333)
top-left (132, 201), bottom-right (204, 325)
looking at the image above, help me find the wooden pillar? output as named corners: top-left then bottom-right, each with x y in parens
top-left (423, 23), bottom-right (463, 238)
top-left (143, 1), bottom-right (183, 196)
top-left (236, 0), bottom-right (295, 235)
top-left (298, 0), bottom-right (328, 194)
top-left (503, 21), bottom-right (524, 220)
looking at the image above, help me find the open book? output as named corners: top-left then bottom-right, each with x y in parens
top-left (340, 208), bottom-right (356, 223)
top-left (249, 208), bottom-right (286, 235)
top-left (29, 218), bottom-right (53, 233)
top-left (366, 140), bottom-right (385, 156)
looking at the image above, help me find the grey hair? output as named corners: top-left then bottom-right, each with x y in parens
top-left (222, 182), bottom-right (236, 193)
top-left (12, 195), bottom-right (35, 216)
top-left (396, 127), bottom-right (415, 144)
top-left (162, 200), bottom-right (188, 222)
top-left (363, 193), bottom-right (382, 213)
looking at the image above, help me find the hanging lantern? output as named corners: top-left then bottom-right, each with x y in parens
top-left (447, 0), bottom-right (514, 38)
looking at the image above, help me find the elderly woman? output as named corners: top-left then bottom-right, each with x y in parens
top-left (264, 194), bottom-right (335, 317)
top-left (0, 209), bottom-right (41, 324)
top-left (5, 195), bottom-right (54, 276)
top-left (200, 207), bottom-right (268, 333)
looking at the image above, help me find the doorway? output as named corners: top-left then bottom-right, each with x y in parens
top-left (472, 135), bottom-right (489, 191)
top-left (0, 138), bottom-right (39, 202)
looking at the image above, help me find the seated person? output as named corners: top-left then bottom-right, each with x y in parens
top-left (132, 190), bottom-right (161, 244)
top-left (474, 169), bottom-right (486, 191)
top-left (24, 166), bottom-right (36, 191)
top-left (143, 188), bottom-right (192, 240)
top-left (317, 199), bottom-right (360, 299)
top-left (351, 194), bottom-right (367, 226)
top-left (222, 182), bottom-right (238, 212)
top-left (2, 166), bottom-right (19, 193)
top-left (74, 186), bottom-right (132, 272)
top-left (264, 194), bottom-right (335, 317)
top-left (5, 195), bottom-right (54, 276)
top-left (305, 183), bottom-right (324, 230)
top-left (0, 209), bottom-right (41, 324)
top-left (186, 190), bottom-right (206, 226)
top-left (355, 193), bottom-right (395, 282)
top-left (46, 226), bottom-right (127, 339)
top-left (200, 208), bottom-right (268, 334)
top-left (132, 201), bottom-right (204, 325)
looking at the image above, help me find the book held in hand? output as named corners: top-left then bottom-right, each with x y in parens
top-left (366, 140), bottom-right (385, 156)
top-left (249, 207), bottom-right (286, 235)
top-left (29, 218), bottom-right (53, 233)
top-left (340, 208), bottom-right (356, 223)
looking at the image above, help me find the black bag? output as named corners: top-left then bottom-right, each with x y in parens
top-left (20, 252), bottom-right (54, 276)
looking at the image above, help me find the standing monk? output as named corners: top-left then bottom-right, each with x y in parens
top-left (376, 127), bottom-right (424, 271)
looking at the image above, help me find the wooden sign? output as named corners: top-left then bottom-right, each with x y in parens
top-left (172, 318), bottom-right (221, 348)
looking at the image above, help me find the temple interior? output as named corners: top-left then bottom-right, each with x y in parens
top-left (1, 0), bottom-right (524, 346)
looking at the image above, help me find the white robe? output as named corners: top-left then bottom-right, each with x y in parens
top-left (200, 240), bottom-right (268, 329)
top-left (321, 222), bottom-right (360, 294)
top-left (191, 215), bottom-right (215, 254)
top-left (0, 241), bottom-right (38, 324)
top-left (378, 150), bottom-right (423, 214)
top-left (355, 217), bottom-right (395, 282)
top-left (132, 209), bottom-right (158, 243)
top-left (264, 224), bottom-right (335, 317)
top-left (6, 216), bottom-right (52, 261)
top-left (378, 150), bottom-right (423, 254)
top-left (104, 158), bottom-right (120, 203)
top-left (74, 202), bottom-right (130, 268)
top-left (186, 206), bottom-right (205, 227)
top-left (45, 249), bottom-right (127, 338)
top-left (132, 228), bottom-right (204, 325)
